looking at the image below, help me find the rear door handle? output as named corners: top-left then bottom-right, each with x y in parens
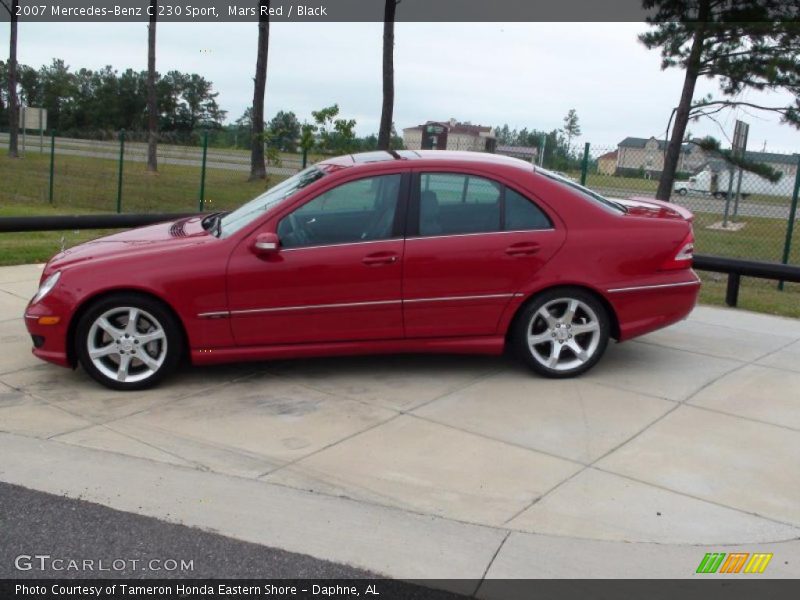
top-left (362, 252), bottom-right (399, 266)
top-left (505, 242), bottom-right (541, 256)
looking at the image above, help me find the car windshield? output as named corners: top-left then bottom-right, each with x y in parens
top-left (538, 168), bottom-right (627, 214)
top-left (219, 167), bottom-right (326, 237)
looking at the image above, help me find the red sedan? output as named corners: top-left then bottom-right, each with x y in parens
top-left (25, 151), bottom-right (699, 390)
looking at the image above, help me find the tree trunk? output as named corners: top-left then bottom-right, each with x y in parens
top-left (7, 0), bottom-right (20, 158)
top-left (377, 0), bottom-right (396, 151)
top-left (656, 5), bottom-right (710, 201)
top-left (249, 1), bottom-right (270, 181)
top-left (146, 0), bottom-right (158, 172)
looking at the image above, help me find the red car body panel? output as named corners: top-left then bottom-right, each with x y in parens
top-left (25, 151), bottom-right (700, 370)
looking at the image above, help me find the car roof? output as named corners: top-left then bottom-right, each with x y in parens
top-left (319, 150), bottom-right (536, 173)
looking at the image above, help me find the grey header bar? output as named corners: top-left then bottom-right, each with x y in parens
top-left (3, 0), bottom-right (654, 23)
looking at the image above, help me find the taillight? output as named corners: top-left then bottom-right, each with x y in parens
top-left (660, 230), bottom-right (694, 270)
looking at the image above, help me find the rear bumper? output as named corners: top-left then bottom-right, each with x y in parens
top-left (606, 271), bottom-right (701, 341)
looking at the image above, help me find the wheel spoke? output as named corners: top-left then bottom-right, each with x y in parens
top-left (97, 317), bottom-right (124, 338)
top-left (571, 322), bottom-right (599, 336)
top-left (528, 331), bottom-right (553, 345)
top-left (116, 354), bottom-right (131, 381)
top-left (537, 307), bottom-right (557, 329)
top-left (562, 299), bottom-right (579, 325)
top-left (547, 342), bottom-right (564, 368)
top-left (136, 350), bottom-right (160, 371)
top-left (125, 308), bottom-right (140, 335)
top-left (137, 329), bottom-right (165, 345)
top-left (89, 345), bottom-right (117, 360)
top-left (567, 340), bottom-right (589, 363)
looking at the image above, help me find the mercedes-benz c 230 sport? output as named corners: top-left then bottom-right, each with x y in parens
top-left (25, 151), bottom-right (699, 390)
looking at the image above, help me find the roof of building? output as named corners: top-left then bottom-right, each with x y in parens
top-left (403, 120), bottom-right (494, 137)
top-left (618, 136), bottom-right (666, 150)
top-left (597, 150), bottom-right (618, 160)
top-left (497, 145), bottom-right (538, 157)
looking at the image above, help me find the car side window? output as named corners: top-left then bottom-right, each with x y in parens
top-left (505, 187), bottom-right (552, 230)
top-left (419, 174), bottom-right (501, 235)
top-left (278, 174), bottom-right (402, 248)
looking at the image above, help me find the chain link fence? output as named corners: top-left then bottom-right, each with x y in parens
top-left (1, 130), bottom-right (798, 269)
top-left (0, 129), bottom-right (303, 215)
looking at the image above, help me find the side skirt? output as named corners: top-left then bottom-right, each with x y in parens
top-left (191, 336), bottom-right (506, 365)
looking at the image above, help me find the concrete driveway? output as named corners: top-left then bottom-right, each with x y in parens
top-left (1, 263), bottom-right (800, 586)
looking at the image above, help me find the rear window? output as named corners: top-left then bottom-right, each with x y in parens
top-left (539, 169), bottom-right (627, 214)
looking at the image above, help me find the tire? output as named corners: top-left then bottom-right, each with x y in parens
top-left (75, 293), bottom-right (183, 391)
top-left (512, 288), bottom-right (610, 378)
top-left (677, 188), bottom-right (688, 196)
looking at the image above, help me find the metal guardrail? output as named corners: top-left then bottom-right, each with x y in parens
top-left (1, 213), bottom-right (799, 309)
top-left (692, 254), bottom-right (800, 307)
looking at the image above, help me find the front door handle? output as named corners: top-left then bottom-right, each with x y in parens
top-left (362, 252), bottom-right (399, 266)
top-left (505, 242), bottom-right (541, 256)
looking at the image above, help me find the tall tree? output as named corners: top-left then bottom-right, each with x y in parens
top-left (267, 110), bottom-right (300, 152)
top-left (2, 0), bottom-right (20, 157)
top-left (146, 0), bottom-right (158, 172)
top-left (377, 0), bottom-right (399, 150)
top-left (562, 108), bottom-right (581, 149)
top-left (249, 0), bottom-right (270, 180)
top-left (640, 0), bottom-right (800, 201)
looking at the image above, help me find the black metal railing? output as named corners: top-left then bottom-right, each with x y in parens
top-left (692, 254), bottom-right (800, 307)
top-left (1, 213), bottom-right (799, 309)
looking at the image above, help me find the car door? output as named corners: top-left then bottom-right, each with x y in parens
top-left (226, 172), bottom-right (409, 346)
top-left (403, 170), bottom-right (565, 338)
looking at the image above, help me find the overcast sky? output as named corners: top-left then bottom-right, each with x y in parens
top-left (3, 21), bottom-right (798, 153)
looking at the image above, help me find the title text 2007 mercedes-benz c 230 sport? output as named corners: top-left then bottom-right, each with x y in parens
top-left (25, 151), bottom-right (699, 390)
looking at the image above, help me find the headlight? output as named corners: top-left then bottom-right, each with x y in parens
top-left (32, 271), bottom-right (61, 304)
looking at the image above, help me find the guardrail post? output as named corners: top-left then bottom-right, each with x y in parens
top-left (725, 272), bottom-right (741, 307)
top-left (116, 129), bottom-right (125, 214)
top-left (580, 142), bottom-right (590, 186)
top-left (198, 130), bottom-right (209, 211)
top-left (48, 129), bottom-right (55, 204)
top-left (778, 155), bottom-right (800, 291)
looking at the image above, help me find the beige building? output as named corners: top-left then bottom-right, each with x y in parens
top-left (403, 119), bottom-right (496, 152)
top-left (596, 150), bottom-right (618, 175)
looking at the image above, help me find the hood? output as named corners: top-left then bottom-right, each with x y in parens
top-left (44, 217), bottom-right (211, 274)
top-left (615, 196), bottom-right (694, 222)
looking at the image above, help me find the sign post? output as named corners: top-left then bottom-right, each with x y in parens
top-left (731, 120), bottom-right (749, 222)
top-left (19, 107), bottom-right (48, 157)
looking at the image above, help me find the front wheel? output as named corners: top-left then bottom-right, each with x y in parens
top-left (513, 289), bottom-right (610, 378)
top-left (76, 294), bottom-right (183, 390)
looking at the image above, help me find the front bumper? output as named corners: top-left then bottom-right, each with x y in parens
top-left (24, 298), bottom-right (73, 368)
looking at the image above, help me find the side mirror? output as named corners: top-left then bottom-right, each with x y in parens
top-left (252, 232), bottom-right (280, 254)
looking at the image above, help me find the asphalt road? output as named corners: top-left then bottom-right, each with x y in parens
top-left (0, 482), bottom-right (467, 598)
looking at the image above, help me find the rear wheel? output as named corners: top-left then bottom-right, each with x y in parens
top-left (677, 187), bottom-right (688, 196)
top-left (76, 293), bottom-right (182, 390)
top-left (513, 288), bottom-right (610, 378)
